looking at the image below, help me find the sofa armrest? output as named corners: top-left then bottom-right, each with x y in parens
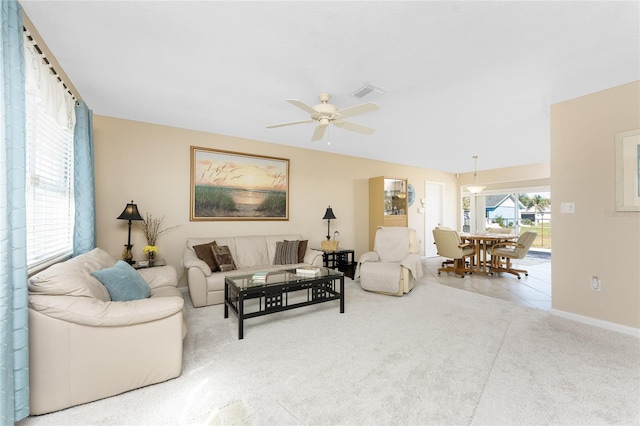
top-left (358, 251), bottom-right (380, 264)
top-left (401, 253), bottom-right (424, 279)
top-left (354, 251), bottom-right (380, 280)
top-left (182, 249), bottom-right (212, 276)
top-left (28, 294), bottom-right (184, 327)
top-left (138, 265), bottom-right (178, 289)
top-left (304, 249), bottom-right (324, 267)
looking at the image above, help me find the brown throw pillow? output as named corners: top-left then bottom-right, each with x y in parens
top-left (193, 242), bottom-right (219, 272)
top-left (211, 241), bottom-right (236, 272)
top-left (286, 239), bottom-right (308, 263)
top-left (274, 240), bottom-right (299, 265)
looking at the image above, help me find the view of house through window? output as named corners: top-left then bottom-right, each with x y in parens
top-left (463, 191), bottom-right (551, 251)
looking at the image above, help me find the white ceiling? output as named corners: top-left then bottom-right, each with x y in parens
top-left (20, 1), bottom-right (640, 173)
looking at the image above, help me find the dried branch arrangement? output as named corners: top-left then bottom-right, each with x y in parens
top-left (136, 213), bottom-right (179, 246)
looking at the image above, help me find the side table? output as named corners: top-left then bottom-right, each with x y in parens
top-left (317, 249), bottom-right (356, 279)
top-left (132, 258), bottom-right (166, 269)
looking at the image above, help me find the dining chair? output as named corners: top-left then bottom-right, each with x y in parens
top-left (432, 228), bottom-right (475, 278)
top-left (434, 226), bottom-right (455, 268)
top-left (489, 231), bottom-right (537, 278)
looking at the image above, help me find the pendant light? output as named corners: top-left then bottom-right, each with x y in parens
top-left (466, 155), bottom-right (486, 194)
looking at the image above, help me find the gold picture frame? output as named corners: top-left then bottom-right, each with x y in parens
top-left (615, 129), bottom-right (640, 212)
top-left (190, 146), bottom-right (290, 221)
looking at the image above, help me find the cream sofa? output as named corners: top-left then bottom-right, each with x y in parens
top-left (183, 234), bottom-right (324, 307)
top-left (27, 248), bottom-right (186, 415)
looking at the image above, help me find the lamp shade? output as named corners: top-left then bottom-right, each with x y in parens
top-left (117, 201), bottom-right (143, 221)
top-left (322, 207), bottom-right (337, 220)
top-left (466, 185), bottom-right (487, 194)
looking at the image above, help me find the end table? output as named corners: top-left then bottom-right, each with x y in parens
top-left (317, 249), bottom-right (356, 279)
top-left (132, 258), bottom-right (166, 269)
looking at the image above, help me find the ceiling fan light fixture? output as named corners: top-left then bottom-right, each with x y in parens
top-left (266, 92), bottom-right (378, 141)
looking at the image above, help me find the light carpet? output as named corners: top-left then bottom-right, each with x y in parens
top-left (18, 276), bottom-right (639, 425)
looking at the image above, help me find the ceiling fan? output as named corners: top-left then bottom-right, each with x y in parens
top-left (266, 92), bottom-right (379, 141)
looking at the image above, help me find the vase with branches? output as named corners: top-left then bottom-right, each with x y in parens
top-left (136, 213), bottom-right (179, 260)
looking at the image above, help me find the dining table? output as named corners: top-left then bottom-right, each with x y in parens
top-left (460, 232), bottom-right (519, 274)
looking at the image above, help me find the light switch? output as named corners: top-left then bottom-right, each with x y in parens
top-left (561, 202), bottom-right (575, 213)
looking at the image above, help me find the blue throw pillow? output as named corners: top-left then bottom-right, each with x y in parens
top-left (92, 260), bottom-right (151, 301)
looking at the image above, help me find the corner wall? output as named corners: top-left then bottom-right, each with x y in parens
top-left (550, 81), bottom-right (640, 329)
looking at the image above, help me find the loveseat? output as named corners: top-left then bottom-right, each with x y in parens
top-left (183, 234), bottom-right (324, 307)
top-left (27, 248), bottom-right (186, 415)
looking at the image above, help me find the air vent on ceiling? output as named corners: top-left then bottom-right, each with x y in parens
top-left (351, 82), bottom-right (386, 101)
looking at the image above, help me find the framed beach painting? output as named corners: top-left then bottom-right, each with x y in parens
top-left (615, 129), bottom-right (640, 212)
top-left (190, 146), bottom-right (290, 221)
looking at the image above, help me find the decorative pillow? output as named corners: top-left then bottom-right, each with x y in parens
top-left (274, 240), bottom-right (299, 265)
top-left (193, 242), bottom-right (219, 272)
top-left (211, 241), bottom-right (237, 272)
top-left (91, 260), bottom-right (151, 302)
top-left (286, 239), bottom-right (308, 263)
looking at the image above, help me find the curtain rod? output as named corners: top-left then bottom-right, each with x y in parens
top-left (23, 27), bottom-right (77, 102)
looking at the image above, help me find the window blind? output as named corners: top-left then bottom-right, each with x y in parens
top-left (24, 31), bottom-right (76, 271)
top-left (25, 93), bottom-right (74, 270)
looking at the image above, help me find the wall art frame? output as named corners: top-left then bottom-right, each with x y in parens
top-left (615, 129), bottom-right (640, 212)
top-left (190, 146), bottom-right (290, 221)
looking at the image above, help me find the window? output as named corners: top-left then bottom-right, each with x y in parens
top-left (462, 189), bottom-right (552, 250)
top-left (24, 31), bottom-right (76, 271)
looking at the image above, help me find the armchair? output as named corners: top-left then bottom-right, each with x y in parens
top-left (432, 227), bottom-right (475, 278)
top-left (489, 231), bottom-right (537, 278)
top-left (356, 227), bottom-right (423, 296)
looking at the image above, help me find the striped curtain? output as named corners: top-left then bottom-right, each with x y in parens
top-left (0, 0), bottom-right (30, 424)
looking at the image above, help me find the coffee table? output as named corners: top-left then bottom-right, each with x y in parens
top-left (224, 267), bottom-right (345, 339)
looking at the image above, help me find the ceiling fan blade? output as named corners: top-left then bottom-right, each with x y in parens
top-left (333, 120), bottom-right (375, 135)
top-left (266, 119), bottom-right (315, 129)
top-left (336, 102), bottom-right (379, 119)
top-left (311, 124), bottom-right (328, 141)
top-left (286, 99), bottom-right (317, 115)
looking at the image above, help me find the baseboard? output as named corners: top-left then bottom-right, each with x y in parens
top-left (550, 309), bottom-right (640, 338)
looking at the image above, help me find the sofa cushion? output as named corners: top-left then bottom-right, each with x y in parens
top-left (193, 242), bottom-right (218, 272)
top-left (28, 247), bottom-right (113, 301)
top-left (274, 240), bottom-right (299, 265)
top-left (212, 242), bottom-right (237, 272)
top-left (233, 236), bottom-right (268, 268)
top-left (92, 261), bottom-right (151, 301)
top-left (286, 239), bottom-right (308, 262)
top-left (265, 234), bottom-right (302, 264)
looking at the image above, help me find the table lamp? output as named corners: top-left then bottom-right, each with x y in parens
top-left (322, 206), bottom-right (337, 240)
top-left (117, 200), bottom-right (143, 264)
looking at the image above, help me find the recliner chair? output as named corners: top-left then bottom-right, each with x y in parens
top-left (356, 227), bottom-right (423, 296)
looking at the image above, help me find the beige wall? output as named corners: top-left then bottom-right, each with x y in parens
top-left (94, 116), bottom-right (457, 287)
top-left (550, 81), bottom-right (640, 329)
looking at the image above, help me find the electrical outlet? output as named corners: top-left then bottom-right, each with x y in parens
top-left (591, 276), bottom-right (601, 291)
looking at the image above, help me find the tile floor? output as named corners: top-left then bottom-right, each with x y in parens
top-left (423, 251), bottom-right (552, 310)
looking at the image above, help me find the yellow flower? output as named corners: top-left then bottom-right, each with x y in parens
top-left (143, 245), bottom-right (158, 254)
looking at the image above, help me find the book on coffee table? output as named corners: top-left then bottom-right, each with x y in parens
top-left (296, 266), bottom-right (320, 276)
top-left (251, 271), bottom-right (271, 282)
